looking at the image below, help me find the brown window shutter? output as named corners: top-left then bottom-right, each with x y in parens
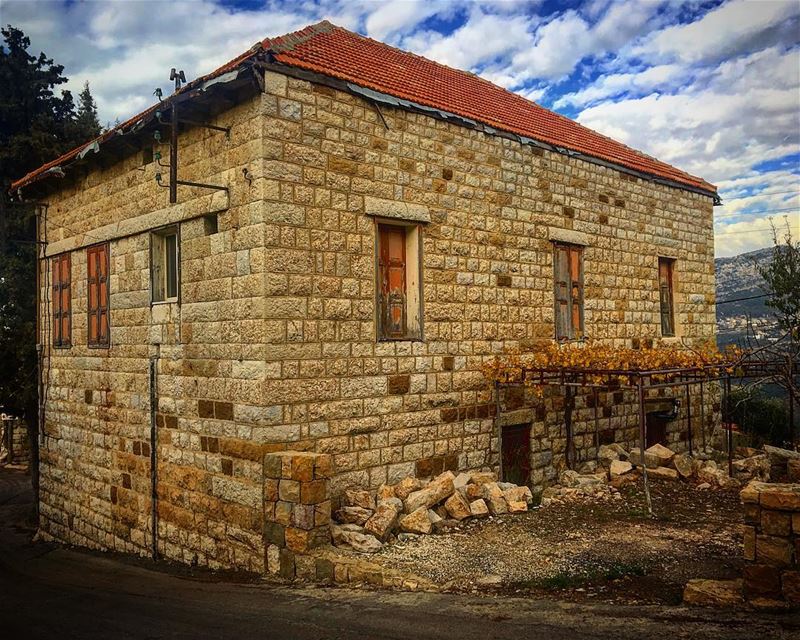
top-left (52, 254), bottom-right (71, 348)
top-left (569, 246), bottom-right (584, 339)
top-left (659, 258), bottom-right (674, 336)
top-left (87, 243), bottom-right (110, 347)
top-left (553, 245), bottom-right (570, 340)
top-left (63, 255), bottom-right (72, 345)
top-left (378, 225), bottom-right (407, 339)
top-left (52, 257), bottom-right (61, 346)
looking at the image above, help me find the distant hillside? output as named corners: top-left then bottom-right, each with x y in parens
top-left (715, 247), bottom-right (776, 347)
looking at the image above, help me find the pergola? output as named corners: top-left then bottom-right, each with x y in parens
top-left (493, 356), bottom-right (797, 514)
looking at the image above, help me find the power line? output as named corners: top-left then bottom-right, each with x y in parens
top-left (715, 227), bottom-right (781, 235)
top-left (715, 207), bottom-right (799, 219)
top-left (717, 293), bottom-right (770, 305)
top-left (721, 189), bottom-right (800, 198)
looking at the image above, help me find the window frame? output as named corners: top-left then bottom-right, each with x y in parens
top-left (150, 226), bottom-right (180, 304)
top-left (375, 219), bottom-right (424, 342)
top-left (553, 242), bottom-right (585, 341)
top-left (51, 252), bottom-right (72, 349)
top-left (86, 242), bottom-right (110, 348)
top-left (658, 257), bottom-right (676, 337)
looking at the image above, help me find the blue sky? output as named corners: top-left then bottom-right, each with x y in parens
top-left (3, 0), bottom-right (798, 256)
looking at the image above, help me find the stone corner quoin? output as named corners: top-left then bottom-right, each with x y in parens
top-left (32, 63), bottom-right (717, 573)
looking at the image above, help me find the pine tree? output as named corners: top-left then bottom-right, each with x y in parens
top-left (75, 81), bottom-right (101, 140)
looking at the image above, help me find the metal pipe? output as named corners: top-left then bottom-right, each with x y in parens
top-left (149, 356), bottom-right (159, 560)
top-left (169, 104), bottom-right (178, 204)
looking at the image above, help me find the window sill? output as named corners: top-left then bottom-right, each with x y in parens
top-left (151, 299), bottom-right (179, 306)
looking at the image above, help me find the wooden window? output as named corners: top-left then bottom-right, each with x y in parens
top-left (553, 243), bottom-right (584, 341)
top-left (87, 243), bottom-right (110, 347)
top-left (151, 227), bottom-right (179, 303)
top-left (377, 223), bottom-right (422, 340)
top-left (658, 257), bottom-right (675, 337)
top-left (51, 253), bottom-right (71, 348)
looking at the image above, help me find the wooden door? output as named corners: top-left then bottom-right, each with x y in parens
top-left (502, 423), bottom-right (532, 486)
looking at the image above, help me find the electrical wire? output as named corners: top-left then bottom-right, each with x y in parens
top-left (716, 293), bottom-right (771, 305)
top-left (714, 227), bottom-right (786, 235)
top-left (714, 207), bottom-right (799, 219)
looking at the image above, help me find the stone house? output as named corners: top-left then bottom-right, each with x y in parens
top-left (11, 21), bottom-right (719, 572)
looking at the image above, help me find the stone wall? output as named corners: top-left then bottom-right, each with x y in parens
top-left (263, 450), bottom-right (332, 580)
top-left (36, 66), bottom-right (717, 572)
top-left (1, 418), bottom-right (30, 464)
top-left (741, 482), bottom-right (800, 606)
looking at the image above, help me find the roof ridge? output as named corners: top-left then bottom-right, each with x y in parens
top-left (262, 20), bottom-right (336, 53)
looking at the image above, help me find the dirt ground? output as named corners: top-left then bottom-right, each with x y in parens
top-left (367, 480), bottom-right (743, 605)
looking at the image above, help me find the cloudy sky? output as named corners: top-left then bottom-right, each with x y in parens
top-left (3, 0), bottom-right (798, 256)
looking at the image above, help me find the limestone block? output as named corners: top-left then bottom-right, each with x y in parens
top-left (399, 507), bottom-right (433, 534)
top-left (363, 502), bottom-right (400, 541)
top-left (444, 491), bottom-right (471, 521)
top-left (743, 564), bottom-right (783, 598)
top-left (469, 499), bottom-right (489, 518)
top-left (761, 509), bottom-right (792, 537)
top-left (756, 535), bottom-right (794, 567)
top-left (404, 472), bottom-right (455, 513)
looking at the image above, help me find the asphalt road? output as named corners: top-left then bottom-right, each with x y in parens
top-left (1, 466), bottom-right (798, 640)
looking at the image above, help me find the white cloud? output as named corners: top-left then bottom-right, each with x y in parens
top-left (364, 0), bottom-right (457, 41)
top-left (555, 63), bottom-right (683, 108)
top-left (401, 9), bottom-right (533, 71)
top-left (2, 0), bottom-right (798, 260)
top-left (714, 212), bottom-right (799, 257)
top-left (575, 45), bottom-right (800, 185)
top-left (633, 0), bottom-right (800, 65)
top-left (501, 0), bottom-right (659, 86)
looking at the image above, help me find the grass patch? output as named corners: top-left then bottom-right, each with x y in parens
top-left (511, 562), bottom-right (647, 591)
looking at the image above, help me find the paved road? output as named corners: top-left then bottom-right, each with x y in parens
top-left (1, 466), bottom-right (798, 640)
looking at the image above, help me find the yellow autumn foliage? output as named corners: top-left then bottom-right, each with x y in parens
top-left (482, 340), bottom-right (744, 391)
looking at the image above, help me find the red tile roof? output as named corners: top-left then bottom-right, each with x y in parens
top-left (12, 20), bottom-right (717, 196)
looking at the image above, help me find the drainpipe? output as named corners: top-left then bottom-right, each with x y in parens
top-left (149, 354), bottom-right (159, 560)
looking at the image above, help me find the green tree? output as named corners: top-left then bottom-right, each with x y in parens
top-left (757, 218), bottom-right (800, 333)
top-left (1, 25), bottom-right (101, 514)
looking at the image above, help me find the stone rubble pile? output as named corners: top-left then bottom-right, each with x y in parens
top-left (331, 470), bottom-right (533, 553)
top-left (541, 442), bottom-right (774, 505)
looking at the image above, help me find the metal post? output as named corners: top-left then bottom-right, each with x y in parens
top-left (564, 385), bottom-right (575, 470)
top-left (593, 387), bottom-right (600, 461)
top-left (169, 103), bottom-right (178, 204)
top-left (495, 381), bottom-right (503, 481)
top-left (700, 380), bottom-right (706, 453)
top-left (685, 383), bottom-right (693, 456)
top-left (637, 377), bottom-right (653, 516)
top-left (725, 374), bottom-right (733, 477)
top-left (788, 377), bottom-right (795, 449)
